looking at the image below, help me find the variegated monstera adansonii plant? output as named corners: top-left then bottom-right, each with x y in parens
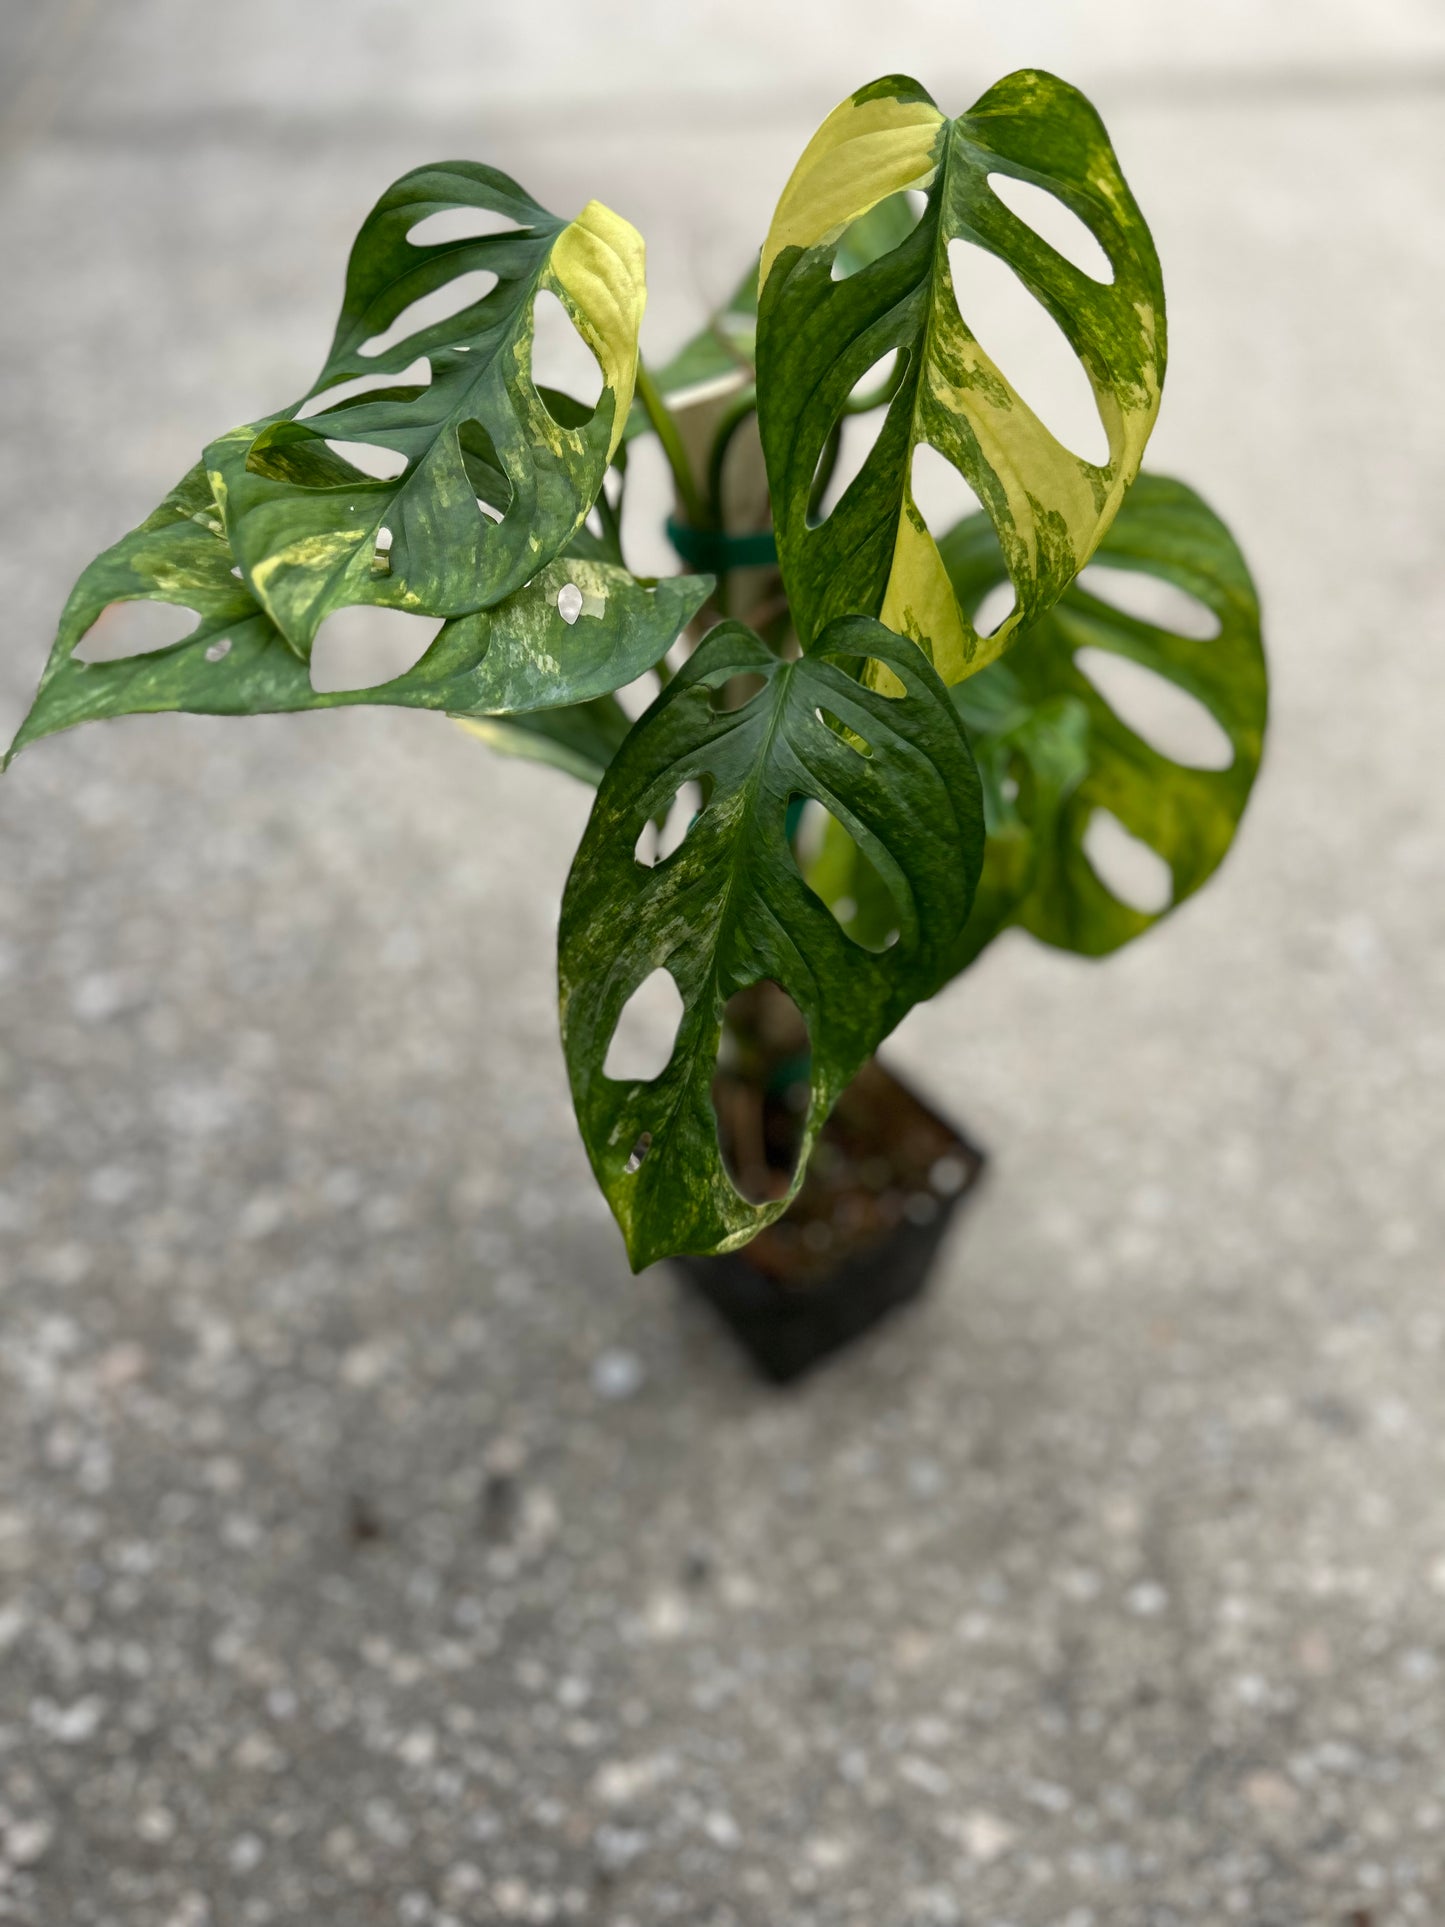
top-left (6, 71), bottom-right (1267, 1271)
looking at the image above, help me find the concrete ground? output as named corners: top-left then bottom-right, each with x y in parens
top-left (1, 3), bottom-right (1444, 1922)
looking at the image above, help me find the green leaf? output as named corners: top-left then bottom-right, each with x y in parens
top-left (806, 474), bottom-right (1265, 966)
top-left (951, 471), bottom-right (1265, 960)
top-left (938, 691), bottom-right (1092, 970)
top-left (755, 70), bottom-right (1166, 680)
top-left (558, 618), bottom-right (983, 1269)
top-left (210, 165), bottom-right (647, 651)
top-left (5, 464), bottom-right (709, 764)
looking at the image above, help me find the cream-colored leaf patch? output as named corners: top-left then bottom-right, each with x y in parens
top-left (761, 92), bottom-right (944, 284)
top-left (547, 199), bottom-right (647, 455)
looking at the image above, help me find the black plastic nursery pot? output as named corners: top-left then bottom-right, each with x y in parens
top-left (673, 1025), bottom-right (985, 1385)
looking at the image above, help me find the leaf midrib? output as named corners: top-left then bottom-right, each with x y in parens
top-left (791, 121), bottom-right (957, 647)
top-left (276, 238), bottom-right (584, 630)
top-left (631, 659), bottom-right (799, 1229)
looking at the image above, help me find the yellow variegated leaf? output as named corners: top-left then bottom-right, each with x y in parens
top-left (5, 462), bottom-right (709, 765)
top-left (212, 165), bottom-right (648, 654)
top-left (756, 70), bottom-right (1166, 681)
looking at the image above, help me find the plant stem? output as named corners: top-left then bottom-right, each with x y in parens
top-left (635, 358), bottom-right (708, 530)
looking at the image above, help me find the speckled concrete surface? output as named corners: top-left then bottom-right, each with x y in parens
top-left (2, 6), bottom-right (1444, 1924)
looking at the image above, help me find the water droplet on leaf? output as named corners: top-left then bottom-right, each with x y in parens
top-left (556, 582), bottom-right (584, 625)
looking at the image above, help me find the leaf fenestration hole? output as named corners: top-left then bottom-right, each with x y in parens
top-left (603, 969), bottom-right (685, 1084)
top-left (814, 707), bottom-right (873, 757)
top-left (1075, 565), bottom-right (1222, 641)
top-left (324, 440), bottom-right (410, 482)
top-left (972, 581), bottom-right (1016, 638)
top-left (829, 188), bottom-right (924, 281)
top-left (712, 982), bottom-right (811, 1204)
top-left (845, 348), bottom-right (902, 407)
top-left (76, 600), bottom-right (197, 663)
top-left (296, 359), bottom-right (431, 420)
top-left (1074, 648), bottom-right (1234, 771)
top-left (457, 418), bottom-right (515, 524)
top-left (811, 350), bottom-right (908, 522)
top-left (308, 605), bottom-right (443, 694)
top-left (709, 671), bottom-right (767, 714)
top-left (909, 441), bottom-right (985, 539)
top-left (530, 288), bottom-right (604, 420)
top-left (614, 668), bottom-right (662, 723)
top-left (634, 776), bottom-right (712, 867)
top-left (360, 269), bottom-right (499, 358)
top-left (945, 239), bottom-right (1109, 465)
top-left (986, 174), bottom-right (1114, 284)
top-left (1083, 809), bottom-right (1173, 913)
top-left (791, 796), bottom-right (902, 951)
top-left (406, 206), bottom-right (525, 247)
top-left (623, 1131), bottom-right (653, 1175)
top-left (864, 659), bottom-right (907, 698)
